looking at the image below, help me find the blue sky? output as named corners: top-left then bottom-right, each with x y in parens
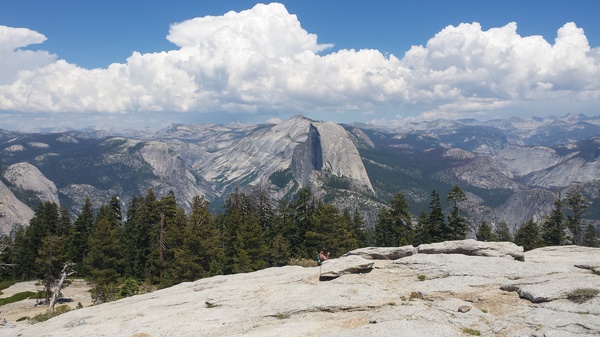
top-left (0, 0), bottom-right (599, 131)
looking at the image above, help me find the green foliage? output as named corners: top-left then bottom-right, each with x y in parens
top-left (0, 280), bottom-right (16, 291)
top-left (462, 328), bottom-right (481, 336)
top-left (541, 197), bottom-right (565, 246)
top-left (119, 278), bottom-right (139, 298)
top-left (90, 283), bottom-right (120, 305)
top-left (493, 221), bottom-right (513, 242)
top-left (565, 185), bottom-right (589, 245)
top-left (85, 201), bottom-right (125, 285)
top-left (323, 174), bottom-right (352, 190)
top-left (567, 288), bottom-right (599, 304)
top-left (0, 291), bottom-right (36, 306)
top-left (269, 168), bottom-right (293, 188)
top-left (446, 185), bottom-right (468, 240)
top-left (582, 224), bottom-right (599, 247)
top-left (476, 221), bottom-right (494, 242)
top-left (375, 193), bottom-right (413, 246)
top-left (514, 219), bottom-right (543, 251)
top-left (69, 198), bottom-right (95, 276)
top-left (417, 274), bottom-right (426, 281)
top-left (30, 304), bottom-right (71, 324)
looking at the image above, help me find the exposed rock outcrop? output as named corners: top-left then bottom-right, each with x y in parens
top-left (319, 255), bottom-right (374, 280)
top-left (417, 239), bottom-right (524, 260)
top-left (5, 244), bottom-right (599, 337)
top-left (0, 180), bottom-right (34, 235)
top-left (343, 246), bottom-right (417, 260)
top-left (3, 162), bottom-right (59, 204)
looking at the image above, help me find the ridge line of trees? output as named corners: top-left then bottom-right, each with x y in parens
top-left (1, 184), bottom-right (597, 305)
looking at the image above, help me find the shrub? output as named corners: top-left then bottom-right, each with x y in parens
top-left (0, 280), bottom-right (16, 292)
top-left (205, 301), bottom-right (218, 308)
top-left (567, 288), bottom-right (599, 304)
top-left (0, 291), bottom-right (36, 306)
top-left (90, 283), bottom-right (119, 305)
top-left (462, 328), bottom-right (481, 336)
top-left (287, 258), bottom-right (318, 267)
top-left (417, 274), bottom-right (426, 281)
top-left (30, 304), bottom-right (72, 324)
top-left (54, 304), bottom-right (71, 315)
top-left (30, 313), bottom-right (52, 323)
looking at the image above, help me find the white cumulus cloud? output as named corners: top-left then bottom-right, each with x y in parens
top-left (0, 3), bottom-right (598, 130)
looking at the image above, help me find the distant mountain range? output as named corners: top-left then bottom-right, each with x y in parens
top-left (1, 113), bottom-right (599, 236)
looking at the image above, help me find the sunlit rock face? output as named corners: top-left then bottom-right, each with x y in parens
top-left (3, 162), bottom-right (59, 204)
top-left (0, 179), bottom-right (34, 235)
top-left (7, 243), bottom-right (600, 337)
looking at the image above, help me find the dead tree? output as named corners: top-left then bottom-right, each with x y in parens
top-left (47, 262), bottom-right (75, 315)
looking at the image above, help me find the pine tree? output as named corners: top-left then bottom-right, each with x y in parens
top-left (374, 193), bottom-right (413, 247)
top-left (389, 192), bottom-right (413, 245)
top-left (375, 208), bottom-right (395, 247)
top-left (37, 234), bottom-right (68, 303)
top-left (268, 233), bottom-right (291, 267)
top-left (220, 190), bottom-right (267, 274)
top-left (350, 209), bottom-right (368, 247)
top-left (446, 185), bottom-right (468, 240)
top-left (69, 198), bottom-right (95, 276)
top-left (581, 224), bottom-right (599, 247)
top-left (427, 190), bottom-right (446, 242)
top-left (493, 221), bottom-right (513, 242)
top-left (122, 191), bottom-right (159, 281)
top-left (565, 186), bottom-right (589, 245)
top-left (306, 202), bottom-right (356, 258)
top-left (85, 197), bottom-right (125, 285)
top-left (475, 220), bottom-right (494, 242)
top-left (413, 211), bottom-right (430, 245)
top-left (541, 197), bottom-right (565, 246)
top-left (514, 219), bottom-right (542, 251)
top-left (182, 196), bottom-right (223, 279)
top-left (11, 225), bottom-right (35, 280)
top-left (291, 188), bottom-right (316, 258)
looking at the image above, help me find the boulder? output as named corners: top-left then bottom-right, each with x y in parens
top-left (417, 239), bottom-right (524, 260)
top-left (342, 246), bottom-right (416, 260)
top-left (319, 255), bottom-right (374, 280)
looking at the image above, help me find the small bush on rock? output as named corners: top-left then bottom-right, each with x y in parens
top-left (463, 328), bottom-right (481, 336)
top-left (567, 288), bottom-right (599, 304)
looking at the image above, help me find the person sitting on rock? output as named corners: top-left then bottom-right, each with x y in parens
top-left (319, 250), bottom-right (330, 262)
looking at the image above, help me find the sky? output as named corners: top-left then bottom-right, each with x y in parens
top-left (0, 0), bottom-right (599, 131)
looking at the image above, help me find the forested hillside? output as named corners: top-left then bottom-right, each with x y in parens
top-left (2, 183), bottom-right (597, 305)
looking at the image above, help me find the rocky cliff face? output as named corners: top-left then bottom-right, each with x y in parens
top-left (5, 242), bottom-right (599, 337)
top-left (0, 114), bottom-right (599, 235)
top-left (0, 180), bottom-right (34, 235)
top-left (3, 162), bottom-right (59, 204)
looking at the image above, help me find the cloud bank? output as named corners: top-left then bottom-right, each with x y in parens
top-left (0, 3), bottom-right (599, 130)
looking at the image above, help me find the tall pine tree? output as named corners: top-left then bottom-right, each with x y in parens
top-left (565, 186), bottom-right (588, 245)
top-left (428, 190), bottom-right (446, 243)
top-left (514, 219), bottom-right (542, 251)
top-left (446, 185), bottom-right (468, 240)
top-left (541, 197), bottom-right (565, 246)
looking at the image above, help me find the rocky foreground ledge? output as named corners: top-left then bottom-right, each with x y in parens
top-left (4, 240), bottom-right (600, 337)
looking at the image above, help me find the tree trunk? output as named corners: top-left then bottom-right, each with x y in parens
top-left (47, 263), bottom-right (74, 315)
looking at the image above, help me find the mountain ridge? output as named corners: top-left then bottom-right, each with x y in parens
top-left (1, 113), bottom-right (599, 236)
